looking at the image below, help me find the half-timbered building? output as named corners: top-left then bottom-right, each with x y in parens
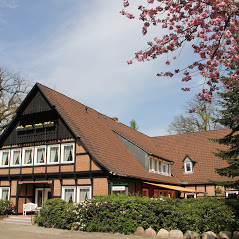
top-left (0, 83), bottom-right (237, 214)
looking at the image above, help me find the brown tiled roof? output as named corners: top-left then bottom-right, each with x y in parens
top-left (37, 83), bottom-right (179, 184)
top-left (152, 129), bottom-right (235, 184)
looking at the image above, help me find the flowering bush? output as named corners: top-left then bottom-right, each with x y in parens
top-left (0, 200), bottom-right (14, 215)
top-left (34, 195), bottom-right (238, 233)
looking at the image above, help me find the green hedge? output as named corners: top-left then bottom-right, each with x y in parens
top-left (34, 195), bottom-right (239, 234)
top-left (0, 200), bottom-right (14, 215)
top-left (34, 198), bottom-right (77, 229)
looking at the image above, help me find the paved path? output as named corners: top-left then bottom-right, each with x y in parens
top-left (0, 222), bottom-right (145, 239)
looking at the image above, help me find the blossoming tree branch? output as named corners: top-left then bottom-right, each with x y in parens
top-left (121, 0), bottom-right (239, 107)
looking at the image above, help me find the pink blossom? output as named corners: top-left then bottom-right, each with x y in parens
top-left (123, 1), bottom-right (129, 8)
top-left (127, 60), bottom-right (133, 65)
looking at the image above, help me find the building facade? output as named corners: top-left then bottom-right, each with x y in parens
top-left (0, 84), bottom-right (237, 214)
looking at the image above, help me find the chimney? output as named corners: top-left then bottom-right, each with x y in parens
top-left (112, 117), bottom-right (118, 122)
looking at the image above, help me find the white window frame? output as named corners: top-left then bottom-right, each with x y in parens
top-left (0, 150), bottom-right (10, 167)
top-left (161, 163), bottom-right (168, 175)
top-left (22, 147), bottom-right (34, 166)
top-left (149, 158), bottom-right (154, 172)
top-left (168, 164), bottom-right (171, 176)
top-left (185, 193), bottom-right (196, 199)
top-left (225, 190), bottom-right (239, 198)
top-left (47, 144), bottom-right (60, 165)
top-left (61, 186), bottom-right (76, 203)
top-left (10, 148), bottom-right (21, 167)
top-left (184, 161), bottom-right (193, 174)
top-left (154, 159), bottom-right (160, 173)
top-left (0, 187), bottom-right (10, 200)
top-left (34, 146), bottom-right (47, 165)
top-left (77, 186), bottom-right (92, 203)
top-left (61, 143), bottom-right (75, 164)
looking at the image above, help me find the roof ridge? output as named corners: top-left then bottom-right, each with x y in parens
top-left (152, 128), bottom-right (229, 138)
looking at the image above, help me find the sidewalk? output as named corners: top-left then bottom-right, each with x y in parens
top-left (0, 221), bottom-right (145, 239)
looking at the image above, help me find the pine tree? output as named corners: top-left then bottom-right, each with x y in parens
top-left (212, 79), bottom-right (239, 189)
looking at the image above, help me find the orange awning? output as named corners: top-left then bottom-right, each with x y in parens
top-left (19, 180), bottom-right (52, 184)
top-left (144, 182), bottom-right (204, 193)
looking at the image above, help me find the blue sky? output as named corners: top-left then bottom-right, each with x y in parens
top-left (0, 0), bottom-right (201, 136)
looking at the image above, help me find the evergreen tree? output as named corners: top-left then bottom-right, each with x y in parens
top-left (212, 79), bottom-right (239, 189)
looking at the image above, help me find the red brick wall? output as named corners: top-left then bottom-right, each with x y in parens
top-left (77, 179), bottom-right (91, 185)
top-left (75, 155), bottom-right (90, 171)
top-left (93, 178), bottom-right (108, 196)
top-left (53, 180), bottom-right (61, 197)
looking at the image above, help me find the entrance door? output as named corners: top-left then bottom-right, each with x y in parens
top-left (35, 188), bottom-right (51, 207)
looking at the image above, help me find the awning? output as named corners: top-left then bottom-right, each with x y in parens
top-left (144, 182), bottom-right (204, 194)
top-left (18, 180), bottom-right (52, 184)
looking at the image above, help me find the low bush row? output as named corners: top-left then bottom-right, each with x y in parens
top-left (34, 195), bottom-right (239, 234)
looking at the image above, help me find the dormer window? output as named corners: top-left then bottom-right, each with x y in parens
top-left (183, 156), bottom-right (194, 174)
top-left (149, 157), bottom-right (171, 176)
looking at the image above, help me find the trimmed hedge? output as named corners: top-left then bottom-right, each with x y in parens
top-left (0, 200), bottom-right (14, 215)
top-left (34, 195), bottom-right (239, 234)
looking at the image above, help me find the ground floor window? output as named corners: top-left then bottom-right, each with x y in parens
top-left (0, 187), bottom-right (10, 200)
top-left (62, 186), bottom-right (92, 203)
top-left (78, 186), bottom-right (92, 202)
top-left (226, 190), bottom-right (238, 199)
top-left (185, 193), bottom-right (196, 199)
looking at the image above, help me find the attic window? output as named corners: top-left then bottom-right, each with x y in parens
top-left (184, 157), bottom-right (194, 174)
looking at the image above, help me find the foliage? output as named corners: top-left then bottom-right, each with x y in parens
top-left (130, 119), bottom-right (139, 131)
top-left (0, 200), bottom-right (14, 215)
top-left (211, 79), bottom-right (239, 189)
top-left (0, 67), bottom-right (28, 133)
top-left (168, 95), bottom-right (224, 134)
top-left (121, 0), bottom-right (239, 102)
top-left (34, 195), bottom-right (238, 234)
top-left (34, 198), bottom-right (77, 229)
top-left (74, 195), bottom-right (238, 234)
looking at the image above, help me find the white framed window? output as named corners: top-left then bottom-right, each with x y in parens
top-left (22, 147), bottom-right (34, 166)
top-left (185, 193), bottom-right (196, 199)
top-left (35, 146), bottom-right (46, 165)
top-left (61, 143), bottom-right (75, 163)
top-left (47, 144), bottom-right (60, 164)
top-left (162, 163), bottom-right (167, 175)
top-left (0, 150), bottom-right (10, 167)
top-left (62, 186), bottom-right (76, 203)
top-left (155, 159), bottom-right (159, 173)
top-left (184, 162), bottom-right (193, 174)
top-left (149, 158), bottom-right (154, 172)
top-left (0, 187), bottom-right (10, 200)
top-left (168, 164), bottom-right (171, 176)
top-left (11, 149), bottom-right (21, 166)
top-left (226, 190), bottom-right (238, 199)
top-left (77, 186), bottom-right (92, 202)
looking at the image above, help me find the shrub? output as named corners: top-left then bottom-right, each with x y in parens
top-left (0, 200), bottom-right (14, 215)
top-left (75, 195), bottom-right (238, 234)
top-left (34, 198), bottom-right (77, 229)
top-left (34, 195), bottom-right (238, 234)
